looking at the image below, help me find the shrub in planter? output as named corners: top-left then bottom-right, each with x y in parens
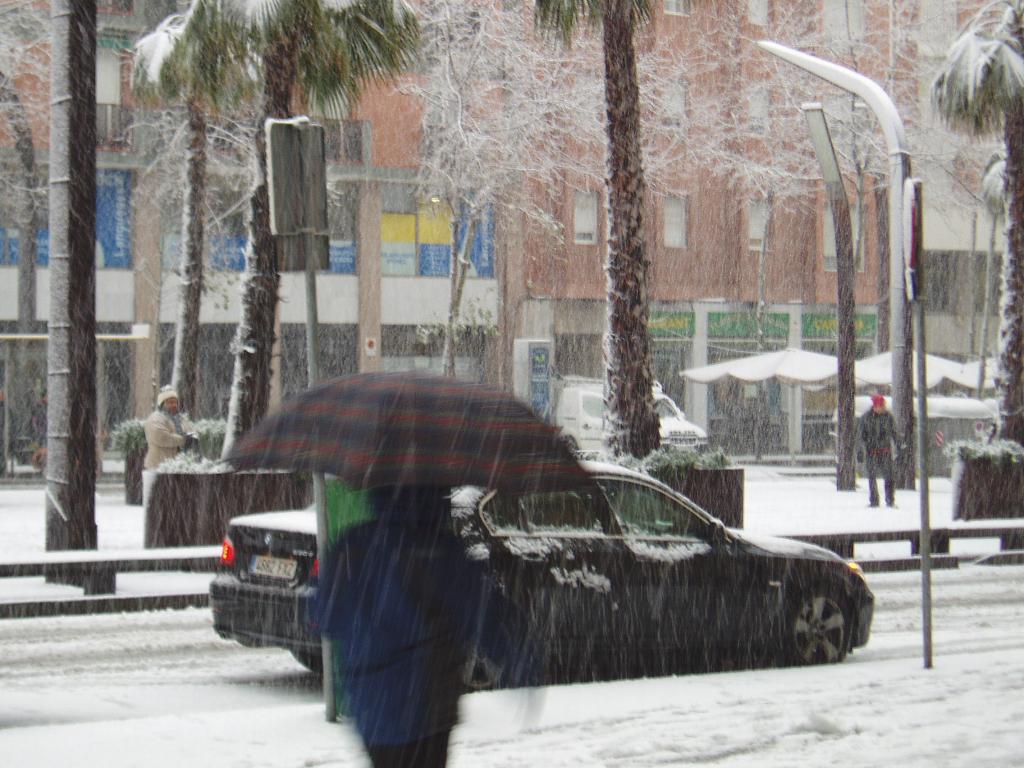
top-left (947, 440), bottom-right (1024, 521)
top-left (143, 453), bottom-right (311, 548)
top-left (192, 419), bottom-right (227, 459)
top-left (110, 419), bottom-right (146, 505)
top-left (619, 447), bottom-right (744, 528)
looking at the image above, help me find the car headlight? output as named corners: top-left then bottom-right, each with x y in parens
top-left (847, 560), bottom-right (866, 581)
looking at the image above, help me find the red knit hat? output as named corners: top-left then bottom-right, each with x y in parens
top-left (870, 393), bottom-right (886, 408)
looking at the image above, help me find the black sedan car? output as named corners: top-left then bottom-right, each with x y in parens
top-left (210, 462), bottom-right (873, 682)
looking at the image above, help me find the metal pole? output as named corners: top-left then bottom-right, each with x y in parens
top-left (905, 177), bottom-right (932, 669)
top-left (304, 232), bottom-right (333, 722)
top-left (915, 294), bottom-right (933, 669)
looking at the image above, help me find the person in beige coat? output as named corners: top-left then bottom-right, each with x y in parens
top-left (144, 388), bottom-right (198, 470)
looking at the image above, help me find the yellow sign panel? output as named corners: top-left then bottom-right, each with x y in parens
top-left (418, 203), bottom-right (451, 245)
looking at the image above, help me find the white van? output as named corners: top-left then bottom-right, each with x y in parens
top-left (553, 377), bottom-right (708, 454)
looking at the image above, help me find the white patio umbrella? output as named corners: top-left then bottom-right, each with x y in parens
top-left (945, 357), bottom-right (998, 391)
top-left (680, 347), bottom-right (838, 386)
top-left (854, 351), bottom-right (966, 390)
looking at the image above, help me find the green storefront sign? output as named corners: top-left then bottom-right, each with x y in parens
top-left (802, 313), bottom-right (877, 340)
top-left (650, 311), bottom-right (696, 338)
top-left (707, 311), bottom-right (788, 339)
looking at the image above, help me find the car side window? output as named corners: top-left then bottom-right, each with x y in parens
top-left (481, 489), bottom-right (605, 535)
top-left (600, 479), bottom-right (703, 541)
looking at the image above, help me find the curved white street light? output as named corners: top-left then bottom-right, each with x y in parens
top-left (756, 40), bottom-right (914, 491)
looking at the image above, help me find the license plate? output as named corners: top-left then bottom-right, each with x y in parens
top-left (250, 554), bottom-right (297, 581)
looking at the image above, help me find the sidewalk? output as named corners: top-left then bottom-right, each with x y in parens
top-left (0, 464), bottom-right (1008, 606)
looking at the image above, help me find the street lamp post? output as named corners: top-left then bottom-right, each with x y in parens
top-left (803, 104), bottom-right (857, 491)
top-left (757, 40), bottom-right (915, 491)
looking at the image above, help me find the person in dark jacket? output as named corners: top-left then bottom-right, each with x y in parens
top-left (315, 485), bottom-right (538, 768)
top-left (858, 393), bottom-right (897, 507)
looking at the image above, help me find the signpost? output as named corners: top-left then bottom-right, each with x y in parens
top-left (265, 118), bottom-right (334, 716)
top-left (905, 177), bottom-right (933, 669)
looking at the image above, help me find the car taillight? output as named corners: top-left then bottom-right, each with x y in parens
top-left (310, 558), bottom-right (319, 579)
top-left (220, 537), bottom-right (236, 568)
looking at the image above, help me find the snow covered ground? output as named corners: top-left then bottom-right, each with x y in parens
top-left (1, 467), bottom-right (1022, 767)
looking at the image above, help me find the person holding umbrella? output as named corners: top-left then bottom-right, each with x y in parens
top-left (316, 483), bottom-right (536, 767)
top-left (227, 372), bottom-right (593, 767)
top-left (858, 393), bottom-right (897, 507)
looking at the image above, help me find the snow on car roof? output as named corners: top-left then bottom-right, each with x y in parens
top-left (230, 508), bottom-right (316, 534)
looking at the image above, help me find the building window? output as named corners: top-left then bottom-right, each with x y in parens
top-left (574, 190), bottom-right (599, 244)
top-left (748, 90), bottom-right (769, 135)
top-left (664, 0), bottom-right (691, 15)
top-left (747, 199), bottom-right (769, 252)
top-left (824, 0), bottom-right (864, 40)
top-left (748, 0), bottom-right (768, 26)
top-left (663, 76), bottom-right (688, 129)
top-left (664, 195), bottom-right (688, 249)
top-left (823, 205), bottom-right (864, 272)
top-left (97, 49), bottom-right (130, 148)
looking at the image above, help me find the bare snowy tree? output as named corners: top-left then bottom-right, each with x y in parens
top-left (0, 1), bottom-right (47, 465)
top-left (406, 0), bottom-right (604, 378)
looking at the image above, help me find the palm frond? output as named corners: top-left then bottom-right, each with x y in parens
top-left (132, 13), bottom-right (187, 99)
top-left (298, 0), bottom-right (419, 114)
top-left (933, 5), bottom-right (1024, 137)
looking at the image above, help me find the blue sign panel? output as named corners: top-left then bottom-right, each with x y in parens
top-left (418, 243), bottom-right (451, 277)
top-left (211, 235), bottom-right (247, 271)
top-left (329, 240), bottom-right (356, 274)
top-left (96, 169), bottom-right (133, 268)
top-left (471, 204), bottom-right (494, 278)
top-left (36, 229), bottom-right (49, 266)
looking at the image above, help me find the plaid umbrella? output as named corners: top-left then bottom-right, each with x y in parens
top-left (226, 371), bottom-right (595, 494)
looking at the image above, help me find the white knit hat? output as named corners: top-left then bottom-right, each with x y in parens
top-left (157, 387), bottom-right (179, 407)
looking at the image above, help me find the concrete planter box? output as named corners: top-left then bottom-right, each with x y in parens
top-left (660, 467), bottom-right (745, 529)
top-left (952, 458), bottom-right (1024, 521)
top-left (144, 471), bottom-right (311, 548)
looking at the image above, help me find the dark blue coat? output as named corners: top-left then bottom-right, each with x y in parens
top-left (315, 486), bottom-right (536, 747)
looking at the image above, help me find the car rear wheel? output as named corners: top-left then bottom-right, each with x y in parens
top-left (290, 648), bottom-right (324, 674)
top-left (782, 587), bottom-right (850, 665)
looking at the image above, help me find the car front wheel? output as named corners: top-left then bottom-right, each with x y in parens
top-left (782, 587), bottom-right (850, 665)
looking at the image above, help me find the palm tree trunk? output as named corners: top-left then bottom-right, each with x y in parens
top-left (225, 40), bottom-right (295, 450)
top-left (997, 101), bottom-right (1024, 444)
top-left (977, 213), bottom-right (998, 397)
top-left (601, 0), bottom-right (659, 459)
top-left (172, 98), bottom-right (208, 417)
top-left (46, 0), bottom-right (97, 551)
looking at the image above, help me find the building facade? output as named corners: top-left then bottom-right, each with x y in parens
top-left (0, 0), bottom-right (1001, 457)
